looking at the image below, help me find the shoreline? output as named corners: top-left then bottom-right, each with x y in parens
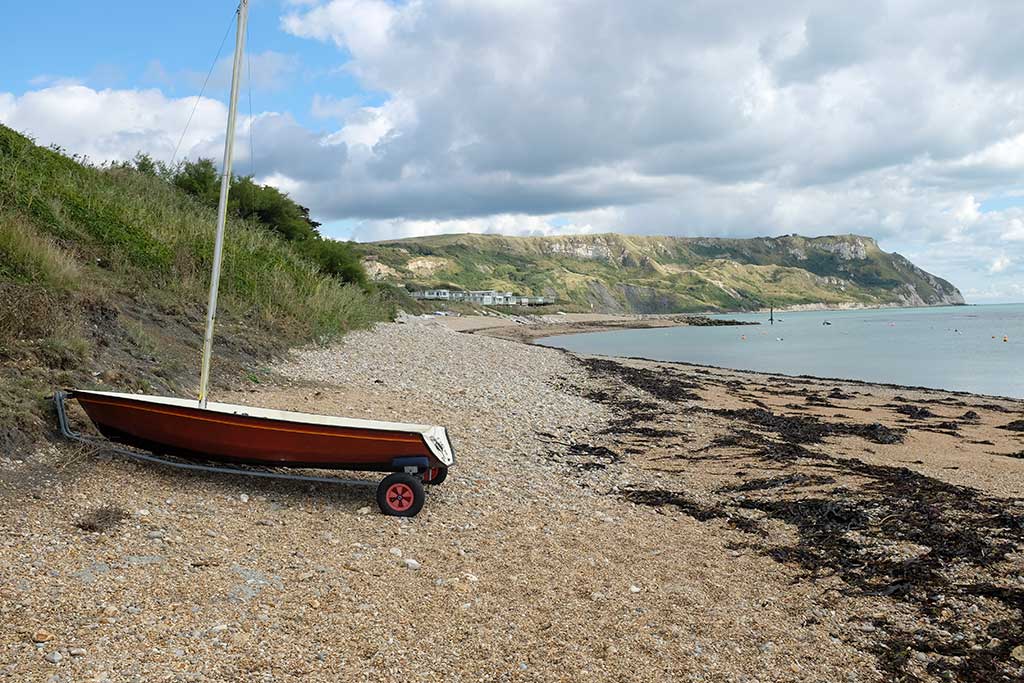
top-left (451, 313), bottom-right (1024, 402)
top-left (452, 313), bottom-right (754, 343)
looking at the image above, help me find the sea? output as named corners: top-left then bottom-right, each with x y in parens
top-left (537, 304), bottom-right (1024, 399)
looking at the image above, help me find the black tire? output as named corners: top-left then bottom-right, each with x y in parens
top-left (421, 467), bottom-right (448, 486)
top-left (376, 472), bottom-right (425, 517)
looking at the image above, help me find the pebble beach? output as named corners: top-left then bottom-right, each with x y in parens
top-left (2, 317), bottom-right (1022, 682)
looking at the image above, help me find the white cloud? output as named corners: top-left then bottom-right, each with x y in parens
top-left (0, 85), bottom-right (345, 182)
top-left (0, 85), bottom-right (228, 163)
top-left (281, 0), bottom-right (397, 57)
top-left (990, 254), bottom-right (1012, 273)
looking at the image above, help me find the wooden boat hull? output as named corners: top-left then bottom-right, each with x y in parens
top-left (70, 390), bottom-right (454, 471)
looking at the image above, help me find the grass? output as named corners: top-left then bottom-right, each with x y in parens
top-left (0, 124), bottom-right (389, 447)
top-left (0, 213), bottom-right (79, 290)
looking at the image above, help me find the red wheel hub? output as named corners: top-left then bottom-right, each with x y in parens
top-left (386, 483), bottom-right (415, 512)
top-left (424, 467), bottom-right (441, 482)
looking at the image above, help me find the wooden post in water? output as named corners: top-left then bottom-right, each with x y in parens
top-left (770, 306), bottom-right (774, 325)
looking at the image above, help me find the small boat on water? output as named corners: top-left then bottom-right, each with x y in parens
top-left (59, 0), bottom-right (453, 516)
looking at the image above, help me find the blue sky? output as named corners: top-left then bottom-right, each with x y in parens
top-left (0, 0), bottom-right (365, 127)
top-left (2, 1), bottom-right (1023, 303)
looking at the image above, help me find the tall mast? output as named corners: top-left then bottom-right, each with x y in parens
top-left (198, 0), bottom-right (249, 408)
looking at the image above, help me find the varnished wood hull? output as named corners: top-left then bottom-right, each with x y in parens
top-left (71, 390), bottom-right (452, 471)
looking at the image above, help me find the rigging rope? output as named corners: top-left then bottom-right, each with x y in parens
top-left (169, 7), bottom-right (238, 167)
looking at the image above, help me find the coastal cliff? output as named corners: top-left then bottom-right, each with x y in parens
top-left (361, 233), bottom-right (965, 313)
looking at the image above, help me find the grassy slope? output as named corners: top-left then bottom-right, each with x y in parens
top-left (364, 233), bottom-right (963, 313)
top-left (0, 125), bottom-right (385, 449)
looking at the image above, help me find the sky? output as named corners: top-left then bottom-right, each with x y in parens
top-left (1, 1), bottom-right (1022, 303)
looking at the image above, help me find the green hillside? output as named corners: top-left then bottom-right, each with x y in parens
top-left (0, 124), bottom-right (389, 449)
top-left (362, 233), bottom-right (964, 313)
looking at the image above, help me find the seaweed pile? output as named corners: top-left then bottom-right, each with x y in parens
top-left (576, 358), bottom-right (1024, 682)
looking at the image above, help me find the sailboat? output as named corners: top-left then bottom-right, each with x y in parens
top-left (57, 0), bottom-right (453, 516)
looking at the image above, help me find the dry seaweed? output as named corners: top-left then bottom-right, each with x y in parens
top-left (74, 504), bottom-right (128, 533)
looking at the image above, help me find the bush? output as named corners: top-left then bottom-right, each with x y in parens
top-left (299, 239), bottom-right (367, 287)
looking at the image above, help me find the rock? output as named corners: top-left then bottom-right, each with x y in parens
top-left (69, 648), bottom-right (86, 657)
top-left (629, 585), bottom-right (642, 593)
top-left (239, 494), bottom-right (249, 503)
top-left (146, 530), bottom-right (164, 540)
top-left (356, 506), bottom-right (371, 515)
top-left (44, 651), bottom-right (62, 664)
top-left (32, 629), bottom-right (54, 643)
top-left (389, 548), bottom-right (403, 557)
top-left (1012, 645), bottom-right (1024, 663)
top-left (858, 623), bottom-right (876, 632)
top-left (403, 558), bottom-right (421, 570)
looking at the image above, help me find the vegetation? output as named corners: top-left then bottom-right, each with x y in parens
top-left (134, 154), bottom-right (366, 285)
top-left (362, 233), bottom-right (964, 314)
top-left (0, 124), bottom-right (386, 448)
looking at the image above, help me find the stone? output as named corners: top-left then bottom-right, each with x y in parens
top-left (32, 629), bottom-right (54, 643)
top-left (239, 494), bottom-right (249, 503)
top-left (44, 651), bottom-right (62, 664)
top-left (629, 585), bottom-right (642, 593)
top-left (403, 558), bottom-right (421, 570)
top-left (1011, 645), bottom-right (1024, 663)
top-left (356, 506), bottom-right (372, 515)
top-left (389, 548), bottom-right (403, 557)
top-left (69, 648), bottom-right (86, 657)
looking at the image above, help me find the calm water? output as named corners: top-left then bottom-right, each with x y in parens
top-left (538, 304), bottom-right (1024, 398)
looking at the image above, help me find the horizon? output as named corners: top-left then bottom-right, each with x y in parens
top-left (2, 1), bottom-right (1023, 303)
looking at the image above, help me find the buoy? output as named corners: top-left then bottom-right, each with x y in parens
top-left (1004, 336), bottom-right (1009, 342)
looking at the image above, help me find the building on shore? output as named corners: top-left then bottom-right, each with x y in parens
top-left (412, 289), bottom-right (554, 306)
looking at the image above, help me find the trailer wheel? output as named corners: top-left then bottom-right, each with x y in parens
top-left (377, 472), bottom-right (425, 517)
top-left (421, 467), bottom-right (448, 486)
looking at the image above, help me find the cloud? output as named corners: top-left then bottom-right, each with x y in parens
top-left (990, 254), bottom-right (1012, 273)
top-left (0, 85), bottom-right (345, 184)
top-left (0, 85), bottom-right (228, 163)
